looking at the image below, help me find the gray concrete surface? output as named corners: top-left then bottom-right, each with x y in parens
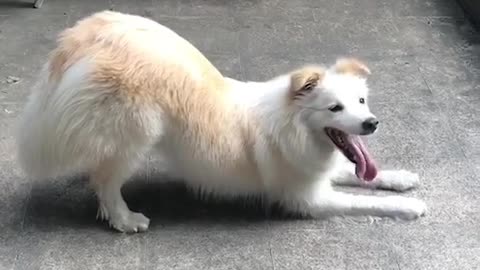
top-left (1, 0), bottom-right (480, 269)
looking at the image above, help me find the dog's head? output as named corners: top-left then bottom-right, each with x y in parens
top-left (288, 58), bottom-right (378, 180)
top-left (289, 58), bottom-right (377, 136)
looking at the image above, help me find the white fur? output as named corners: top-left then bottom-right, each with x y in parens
top-left (17, 15), bottom-right (426, 233)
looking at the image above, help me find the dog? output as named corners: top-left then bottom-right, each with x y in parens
top-left (16, 11), bottom-right (426, 233)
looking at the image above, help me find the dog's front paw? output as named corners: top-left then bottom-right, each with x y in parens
top-left (379, 170), bottom-right (420, 192)
top-left (391, 197), bottom-right (427, 220)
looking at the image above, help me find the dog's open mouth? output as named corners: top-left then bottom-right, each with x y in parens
top-left (325, 127), bottom-right (378, 181)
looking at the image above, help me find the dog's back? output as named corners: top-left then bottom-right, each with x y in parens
top-left (17, 11), bottom-right (253, 181)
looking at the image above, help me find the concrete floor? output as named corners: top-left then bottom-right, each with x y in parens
top-left (1, 0), bottom-right (480, 269)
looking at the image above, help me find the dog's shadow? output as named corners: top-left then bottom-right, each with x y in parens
top-left (0, 1), bottom-right (35, 9)
top-left (24, 174), bottom-right (298, 232)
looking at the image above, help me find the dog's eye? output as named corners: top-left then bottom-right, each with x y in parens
top-left (328, 104), bottom-right (344, 112)
top-left (359, 98), bottom-right (365, 104)
top-left (303, 83), bottom-right (315, 91)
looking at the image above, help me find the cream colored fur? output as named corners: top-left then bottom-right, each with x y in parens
top-left (17, 11), bottom-right (426, 233)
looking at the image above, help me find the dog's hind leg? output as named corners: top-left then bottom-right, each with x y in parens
top-left (91, 155), bottom-right (150, 233)
top-left (87, 108), bottom-right (163, 233)
top-left (332, 163), bottom-right (419, 192)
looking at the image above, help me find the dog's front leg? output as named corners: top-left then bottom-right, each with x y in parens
top-left (306, 191), bottom-right (426, 220)
top-left (286, 182), bottom-right (427, 220)
top-left (331, 163), bottom-right (420, 192)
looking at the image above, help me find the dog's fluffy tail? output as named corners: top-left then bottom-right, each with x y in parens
top-left (16, 59), bottom-right (162, 180)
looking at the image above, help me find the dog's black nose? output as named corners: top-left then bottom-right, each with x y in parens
top-left (362, 117), bottom-right (379, 133)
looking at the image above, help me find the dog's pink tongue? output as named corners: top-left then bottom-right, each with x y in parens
top-left (350, 136), bottom-right (377, 181)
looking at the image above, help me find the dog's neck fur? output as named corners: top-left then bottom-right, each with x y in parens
top-left (227, 75), bottom-right (339, 181)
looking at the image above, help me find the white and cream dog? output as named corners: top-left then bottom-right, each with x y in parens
top-left (17, 11), bottom-right (426, 233)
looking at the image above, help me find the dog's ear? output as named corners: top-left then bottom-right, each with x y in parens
top-left (289, 67), bottom-right (324, 100)
top-left (333, 58), bottom-right (370, 78)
